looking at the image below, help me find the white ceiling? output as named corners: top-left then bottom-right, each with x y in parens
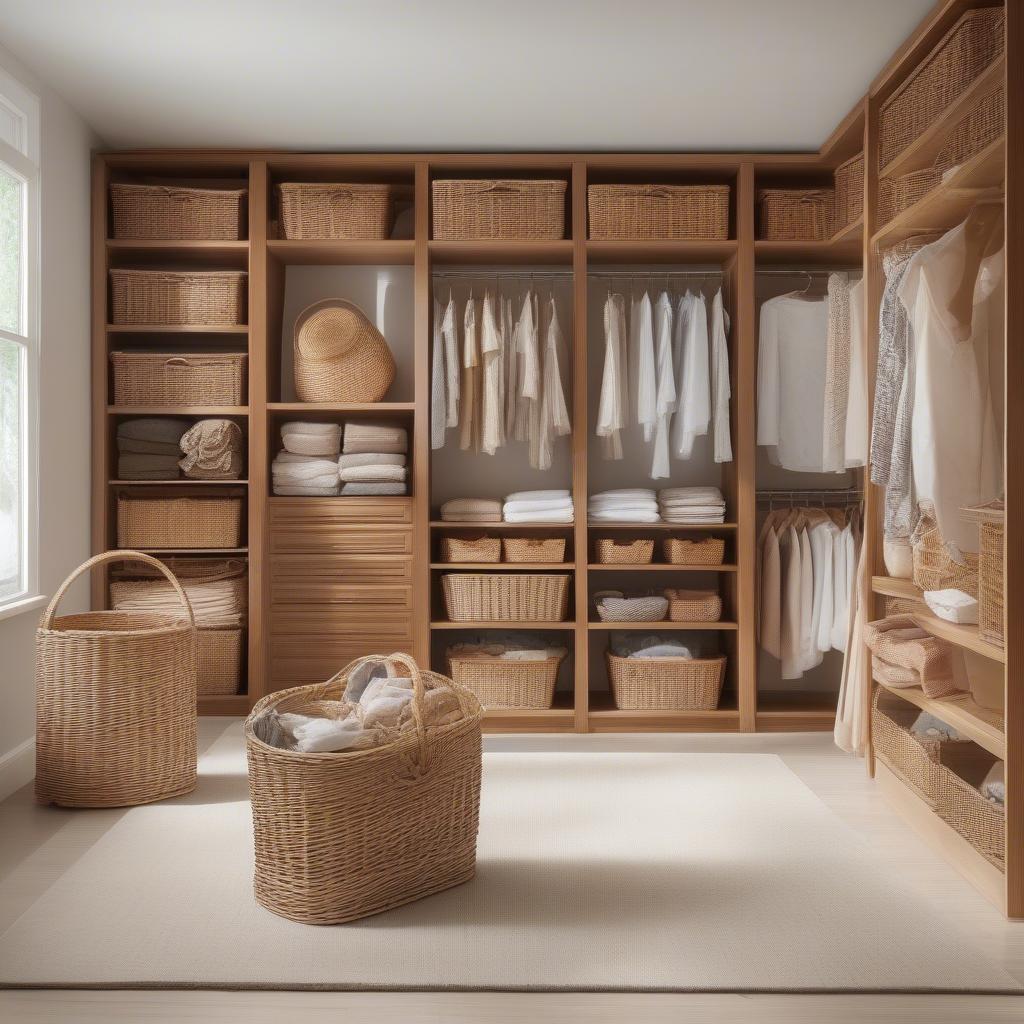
top-left (0, 0), bottom-right (934, 152)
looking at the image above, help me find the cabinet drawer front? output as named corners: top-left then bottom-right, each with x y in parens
top-left (271, 553), bottom-right (413, 585)
top-left (270, 637), bottom-right (414, 690)
top-left (271, 526), bottom-right (412, 555)
top-left (271, 583), bottom-right (413, 608)
top-left (270, 497), bottom-right (413, 527)
top-left (270, 606), bottom-right (413, 634)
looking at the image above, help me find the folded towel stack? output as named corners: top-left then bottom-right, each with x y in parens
top-left (441, 497), bottom-right (503, 523)
top-left (611, 633), bottom-right (695, 659)
top-left (658, 486), bottom-right (726, 524)
top-left (116, 418), bottom-right (186, 479)
top-left (342, 422), bottom-right (408, 455)
top-left (588, 488), bottom-right (660, 524)
top-left (281, 421), bottom-right (343, 457)
top-left (178, 419), bottom-right (244, 480)
top-left (503, 489), bottom-right (574, 524)
top-left (273, 422), bottom-right (343, 495)
top-left (336, 426), bottom-right (409, 496)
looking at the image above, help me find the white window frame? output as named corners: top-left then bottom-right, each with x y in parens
top-left (0, 65), bottom-right (41, 620)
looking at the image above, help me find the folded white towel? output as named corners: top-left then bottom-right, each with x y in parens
top-left (343, 423), bottom-right (408, 455)
top-left (340, 482), bottom-right (407, 495)
top-left (504, 489), bottom-right (571, 502)
top-left (591, 488), bottom-right (658, 502)
top-left (503, 509), bottom-right (575, 523)
top-left (273, 485), bottom-right (341, 496)
top-left (923, 589), bottom-right (979, 625)
top-left (339, 464), bottom-right (407, 483)
top-left (589, 509), bottom-right (661, 523)
top-left (588, 501), bottom-right (659, 513)
top-left (503, 498), bottom-right (574, 515)
top-left (658, 486), bottom-right (724, 503)
top-left (338, 452), bottom-right (406, 469)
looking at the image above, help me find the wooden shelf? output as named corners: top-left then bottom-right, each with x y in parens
top-left (588, 562), bottom-right (737, 571)
top-left (108, 405), bottom-right (248, 415)
top-left (431, 620), bottom-right (575, 630)
top-left (106, 239), bottom-right (249, 266)
top-left (430, 520), bottom-right (574, 530)
top-left (109, 479), bottom-right (249, 486)
top-left (587, 620), bottom-right (737, 630)
top-left (587, 697), bottom-right (739, 733)
top-left (268, 401), bottom-right (415, 413)
top-left (481, 699), bottom-right (576, 733)
top-left (107, 324), bottom-right (248, 334)
top-left (588, 521), bottom-right (736, 530)
top-left (431, 562), bottom-right (574, 570)
top-left (585, 239), bottom-right (737, 264)
top-left (428, 239), bottom-right (574, 265)
top-left (829, 216), bottom-right (863, 245)
top-left (871, 576), bottom-right (1006, 663)
top-left (267, 238), bottom-right (415, 265)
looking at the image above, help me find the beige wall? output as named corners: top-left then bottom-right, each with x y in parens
top-left (0, 43), bottom-right (97, 796)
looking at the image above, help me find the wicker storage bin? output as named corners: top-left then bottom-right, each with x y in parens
top-left (757, 188), bottom-right (835, 241)
top-left (587, 184), bottom-right (730, 240)
top-left (664, 588), bottom-right (722, 623)
top-left (432, 179), bottom-right (567, 240)
top-left (606, 651), bottom-right (726, 711)
top-left (963, 500), bottom-right (1005, 648)
top-left (197, 628), bottom-right (244, 696)
top-left (502, 537), bottom-right (566, 563)
top-left (111, 351), bottom-right (247, 407)
top-left (245, 652), bottom-right (483, 924)
top-left (110, 183), bottom-right (247, 240)
top-left (117, 495), bottom-right (244, 549)
top-left (870, 687), bottom-right (943, 804)
top-left (879, 7), bottom-right (1005, 170)
top-left (35, 551), bottom-right (197, 808)
top-left (440, 535), bottom-right (501, 563)
top-left (662, 536), bottom-right (726, 566)
top-left (911, 504), bottom-right (978, 596)
top-left (110, 269), bottom-right (246, 326)
top-left (594, 594), bottom-right (668, 622)
top-left (278, 182), bottom-right (391, 240)
top-left (441, 573), bottom-right (570, 622)
top-left (447, 652), bottom-right (562, 709)
top-left (833, 153), bottom-right (864, 231)
top-left (935, 742), bottom-right (1005, 868)
top-left (595, 538), bottom-right (654, 564)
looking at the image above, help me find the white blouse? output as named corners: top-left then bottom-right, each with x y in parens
top-left (709, 288), bottom-right (733, 464)
top-left (650, 291), bottom-right (676, 479)
top-left (671, 292), bottom-right (711, 460)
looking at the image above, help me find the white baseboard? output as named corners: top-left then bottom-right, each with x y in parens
top-left (0, 736), bottom-right (35, 801)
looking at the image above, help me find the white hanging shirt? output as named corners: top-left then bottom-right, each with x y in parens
top-left (512, 291), bottom-right (538, 443)
top-left (535, 297), bottom-right (572, 471)
top-left (459, 296), bottom-right (479, 452)
top-left (631, 292), bottom-right (657, 443)
top-left (440, 294), bottom-right (460, 429)
top-left (596, 292), bottom-right (627, 460)
top-left (503, 295), bottom-right (517, 441)
top-left (757, 293), bottom-right (830, 472)
top-left (479, 291), bottom-right (503, 456)
top-left (430, 298), bottom-right (446, 450)
top-left (709, 288), bottom-right (733, 463)
top-left (650, 291), bottom-right (676, 479)
top-left (671, 291), bottom-right (711, 459)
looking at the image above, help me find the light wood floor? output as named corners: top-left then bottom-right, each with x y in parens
top-left (2, 723), bottom-right (1023, 1024)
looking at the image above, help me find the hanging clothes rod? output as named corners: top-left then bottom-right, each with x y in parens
top-left (755, 268), bottom-right (852, 276)
top-left (587, 270), bottom-right (724, 279)
top-left (431, 270), bottom-right (574, 279)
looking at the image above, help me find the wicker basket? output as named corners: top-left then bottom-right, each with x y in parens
top-left (595, 538), bottom-right (654, 564)
top-left (110, 183), bottom-right (247, 240)
top-left (594, 594), bottom-right (668, 622)
top-left (117, 494), bottom-right (244, 549)
top-left (587, 184), bottom-right (730, 240)
top-left (502, 537), bottom-right (566, 563)
top-left (664, 588), bottom-right (722, 623)
top-left (245, 652), bottom-right (483, 924)
top-left (35, 551), bottom-right (197, 808)
top-left (833, 153), bottom-right (864, 231)
top-left (662, 536), bottom-right (726, 566)
top-left (606, 651), bottom-right (726, 711)
top-left (110, 269), bottom-right (246, 326)
top-left (911, 504), bottom-right (978, 596)
top-left (278, 183), bottom-right (391, 240)
top-left (440, 535), bottom-right (501, 563)
top-left (935, 742), bottom-right (1005, 868)
top-left (441, 573), bottom-right (570, 622)
top-left (870, 687), bottom-right (943, 804)
top-left (879, 7), bottom-right (1005, 170)
top-left (198, 628), bottom-right (245, 696)
top-left (963, 500), bottom-right (1005, 648)
top-left (757, 188), bottom-right (835, 241)
top-left (111, 351), bottom-right (247, 407)
top-left (447, 652), bottom-right (562, 709)
top-left (432, 179), bottom-right (567, 240)
top-left (939, 83), bottom-right (1005, 171)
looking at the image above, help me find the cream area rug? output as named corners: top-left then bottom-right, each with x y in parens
top-left (0, 725), bottom-right (1019, 993)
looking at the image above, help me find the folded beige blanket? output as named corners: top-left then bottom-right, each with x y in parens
top-left (109, 559), bottom-right (247, 629)
top-left (339, 464), bottom-right (407, 483)
top-left (340, 482), bottom-right (407, 495)
top-left (343, 422), bottom-right (408, 455)
top-left (338, 452), bottom-right (406, 469)
top-left (441, 497), bottom-right (502, 518)
top-left (281, 421), bottom-right (343, 456)
top-left (179, 419), bottom-right (244, 480)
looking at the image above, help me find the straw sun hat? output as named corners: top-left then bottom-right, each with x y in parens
top-left (293, 298), bottom-right (395, 403)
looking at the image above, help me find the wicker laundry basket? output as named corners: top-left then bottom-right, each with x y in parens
top-left (196, 628), bottom-right (244, 696)
top-left (110, 269), bottom-right (246, 326)
top-left (934, 742), bottom-right (1005, 869)
top-left (662, 536), bottom-right (726, 566)
top-left (447, 651), bottom-right (563, 709)
top-left (442, 573), bottom-right (570, 622)
top-left (664, 588), bottom-right (722, 622)
top-left (870, 687), bottom-right (944, 804)
top-left (117, 494), bottom-right (244, 549)
top-left (432, 179), bottom-right (567, 240)
top-left (502, 537), bottom-right (566, 563)
top-left (35, 550), bottom-right (198, 808)
top-left (278, 182), bottom-right (391, 239)
top-left (594, 594), bottom-right (668, 622)
top-left (833, 153), bottom-right (864, 231)
top-left (879, 7), bottom-right (1005, 170)
top-left (293, 298), bottom-right (395, 403)
top-left (440, 535), bottom-right (501, 563)
top-left (110, 183), bottom-right (247, 240)
top-left (911, 504), bottom-right (978, 596)
top-left (587, 184), bottom-right (730, 240)
top-left (245, 652), bottom-right (483, 924)
top-left (111, 351), bottom-right (247, 407)
top-left (595, 538), bottom-right (654, 564)
top-left (757, 188), bottom-right (835, 241)
top-left (606, 651), bottom-right (726, 711)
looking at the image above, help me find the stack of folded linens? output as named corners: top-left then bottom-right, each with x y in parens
top-left (588, 489), bottom-right (660, 524)
top-left (440, 498), bottom-right (503, 524)
top-left (657, 486), bottom-right (726, 524)
top-left (338, 423), bottom-right (409, 495)
top-left (503, 489), bottom-right (574, 524)
top-left (116, 418), bottom-right (186, 480)
top-left (273, 421), bottom-right (343, 495)
top-left (342, 422), bottom-right (408, 455)
top-left (178, 419), bottom-right (244, 480)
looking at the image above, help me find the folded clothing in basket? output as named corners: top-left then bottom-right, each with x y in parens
top-left (343, 422), bottom-right (408, 455)
top-left (281, 421), bottom-right (343, 457)
top-left (981, 761), bottom-right (1005, 805)
top-left (594, 591), bottom-right (668, 622)
top-left (503, 489), bottom-right (573, 523)
top-left (448, 634), bottom-right (568, 662)
top-left (611, 633), bottom-right (695, 659)
top-left (179, 419), bottom-right (244, 480)
top-left (272, 451), bottom-right (340, 496)
top-left (910, 711), bottom-right (964, 743)
top-left (863, 615), bottom-right (961, 699)
top-left (441, 497), bottom-right (503, 523)
top-left (589, 488), bottom-right (660, 523)
top-left (658, 486), bottom-right (726, 524)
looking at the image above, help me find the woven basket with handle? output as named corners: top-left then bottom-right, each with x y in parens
top-left (35, 551), bottom-right (198, 808)
top-left (501, 537), bottom-right (566, 563)
top-left (662, 536), bottom-right (725, 566)
top-left (245, 652), bottom-right (483, 924)
top-left (595, 538), bottom-right (654, 564)
top-left (440, 535), bottom-right (501, 563)
top-left (442, 573), bottom-right (570, 622)
top-left (757, 188), bottom-right (835, 241)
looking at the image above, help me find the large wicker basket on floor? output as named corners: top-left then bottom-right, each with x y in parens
top-left (110, 183), bottom-right (247, 240)
top-left (278, 182), bottom-right (391, 239)
top-left (245, 652), bottom-right (483, 924)
top-left (110, 268), bottom-right (247, 326)
top-left (111, 351), bottom-right (248, 407)
top-left (442, 573), bottom-right (570, 622)
top-left (117, 494), bottom-right (244, 549)
top-left (606, 651), bottom-right (726, 711)
top-left (447, 651), bottom-right (563, 709)
top-left (432, 179), bottom-right (566, 240)
top-left (587, 184), bottom-right (730, 240)
top-left (35, 551), bottom-right (197, 808)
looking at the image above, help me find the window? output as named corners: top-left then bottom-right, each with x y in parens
top-left (0, 67), bottom-right (39, 612)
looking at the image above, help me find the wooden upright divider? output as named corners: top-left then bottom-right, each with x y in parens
top-left (413, 161), bottom-right (431, 667)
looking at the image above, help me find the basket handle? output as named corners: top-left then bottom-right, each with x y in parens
top-left (163, 356), bottom-right (235, 369)
top-left (41, 550), bottom-right (197, 632)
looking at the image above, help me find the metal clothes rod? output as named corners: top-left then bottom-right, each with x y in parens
top-left (432, 270), bottom-right (574, 279)
top-left (755, 269), bottom-right (854, 277)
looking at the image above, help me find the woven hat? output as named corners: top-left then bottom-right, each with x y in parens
top-left (293, 298), bottom-right (395, 403)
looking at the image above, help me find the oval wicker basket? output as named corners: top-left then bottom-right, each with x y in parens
top-left (440, 535), bottom-right (501, 563)
top-left (664, 588), bottom-right (722, 623)
top-left (441, 573), bottom-right (570, 622)
top-left (595, 538), bottom-right (654, 564)
top-left (587, 184), bottom-right (730, 240)
top-left (662, 536), bottom-right (726, 566)
top-left (35, 550), bottom-right (198, 808)
top-left (606, 651), bottom-right (726, 711)
top-left (245, 652), bottom-right (483, 924)
top-left (432, 179), bottom-right (567, 240)
top-left (501, 537), bottom-right (566, 563)
top-left (110, 183), bottom-right (247, 241)
top-left (278, 182), bottom-right (391, 240)
top-left (447, 652), bottom-right (563, 709)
